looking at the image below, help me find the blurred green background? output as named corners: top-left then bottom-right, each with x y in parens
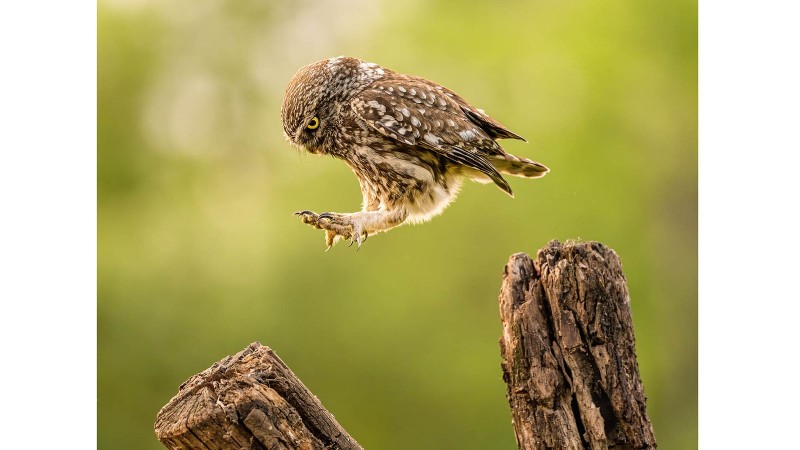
top-left (98, 0), bottom-right (696, 448)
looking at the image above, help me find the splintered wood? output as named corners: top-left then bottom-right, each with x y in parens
top-left (155, 240), bottom-right (656, 450)
top-left (499, 240), bottom-right (657, 450)
top-left (154, 342), bottom-right (362, 450)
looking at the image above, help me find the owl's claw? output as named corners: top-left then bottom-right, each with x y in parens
top-left (297, 210), bottom-right (366, 249)
top-left (325, 230), bottom-right (338, 250)
top-left (294, 210), bottom-right (322, 228)
top-left (354, 230), bottom-right (368, 250)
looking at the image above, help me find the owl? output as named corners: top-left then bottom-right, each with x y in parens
top-left (281, 56), bottom-right (548, 249)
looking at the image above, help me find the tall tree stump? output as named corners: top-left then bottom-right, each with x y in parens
top-left (499, 240), bottom-right (657, 449)
top-left (154, 342), bottom-right (362, 450)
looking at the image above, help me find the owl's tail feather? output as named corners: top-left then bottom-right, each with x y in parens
top-left (490, 154), bottom-right (549, 179)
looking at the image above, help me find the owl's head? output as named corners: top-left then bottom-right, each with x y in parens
top-left (281, 56), bottom-right (384, 153)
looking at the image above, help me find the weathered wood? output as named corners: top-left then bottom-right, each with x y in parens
top-left (499, 240), bottom-right (657, 450)
top-left (155, 241), bottom-right (656, 450)
top-left (154, 342), bottom-right (362, 450)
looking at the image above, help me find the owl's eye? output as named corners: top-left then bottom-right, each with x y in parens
top-left (307, 117), bottom-right (320, 130)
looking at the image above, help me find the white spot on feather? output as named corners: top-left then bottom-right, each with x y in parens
top-left (459, 129), bottom-right (476, 140)
top-left (368, 100), bottom-right (386, 114)
top-left (423, 133), bottom-right (441, 145)
top-left (358, 61), bottom-right (384, 76)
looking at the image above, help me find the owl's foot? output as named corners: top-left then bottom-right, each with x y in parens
top-left (295, 210), bottom-right (322, 228)
top-left (294, 210), bottom-right (367, 249)
top-left (318, 212), bottom-right (368, 249)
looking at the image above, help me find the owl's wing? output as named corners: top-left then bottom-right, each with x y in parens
top-left (351, 82), bottom-right (514, 195)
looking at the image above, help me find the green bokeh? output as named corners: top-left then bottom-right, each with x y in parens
top-left (99, 1), bottom-right (697, 448)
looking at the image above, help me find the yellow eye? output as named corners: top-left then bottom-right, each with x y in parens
top-left (307, 117), bottom-right (320, 130)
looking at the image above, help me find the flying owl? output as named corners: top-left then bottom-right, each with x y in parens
top-left (281, 56), bottom-right (548, 249)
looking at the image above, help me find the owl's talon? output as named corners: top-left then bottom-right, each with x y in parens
top-left (353, 229), bottom-right (368, 250)
top-left (295, 210), bottom-right (323, 228)
top-left (297, 210), bottom-right (369, 249)
top-left (325, 230), bottom-right (337, 249)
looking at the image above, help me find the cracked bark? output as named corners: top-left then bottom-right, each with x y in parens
top-left (154, 240), bottom-right (655, 450)
top-left (154, 342), bottom-right (362, 450)
top-left (499, 240), bottom-right (657, 450)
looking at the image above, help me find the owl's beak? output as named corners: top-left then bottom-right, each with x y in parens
top-left (292, 127), bottom-right (322, 154)
top-left (281, 126), bottom-right (302, 146)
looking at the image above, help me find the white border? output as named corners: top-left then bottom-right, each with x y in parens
top-left (2, 0), bottom-right (799, 447)
top-left (0, 2), bottom-right (97, 446)
top-left (700, 1), bottom-right (800, 447)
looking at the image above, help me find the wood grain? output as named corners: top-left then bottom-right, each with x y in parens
top-left (154, 342), bottom-right (362, 450)
top-left (499, 240), bottom-right (657, 449)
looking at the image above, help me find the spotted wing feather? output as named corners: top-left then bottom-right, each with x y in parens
top-left (351, 78), bottom-right (515, 195)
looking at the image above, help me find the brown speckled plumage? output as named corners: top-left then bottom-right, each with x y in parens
top-left (281, 56), bottom-right (548, 248)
